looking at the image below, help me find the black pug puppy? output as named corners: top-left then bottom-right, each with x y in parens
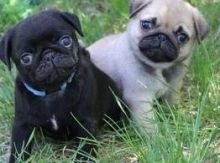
top-left (0, 10), bottom-right (121, 162)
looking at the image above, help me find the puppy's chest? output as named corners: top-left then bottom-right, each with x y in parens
top-left (138, 70), bottom-right (168, 98)
top-left (153, 71), bottom-right (168, 97)
top-left (30, 93), bottom-right (76, 130)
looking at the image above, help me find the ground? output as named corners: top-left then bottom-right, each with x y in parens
top-left (0, 0), bottom-right (219, 162)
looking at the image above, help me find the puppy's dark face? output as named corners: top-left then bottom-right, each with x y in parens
top-left (0, 10), bottom-right (83, 90)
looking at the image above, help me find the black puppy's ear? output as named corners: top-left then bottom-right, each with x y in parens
top-left (60, 12), bottom-right (84, 37)
top-left (0, 29), bottom-right (14, 70)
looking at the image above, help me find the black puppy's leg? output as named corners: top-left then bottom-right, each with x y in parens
top-left (75, 119), bottom-right (99, 162)
top-left (9, 120), bottom-right (34, 163)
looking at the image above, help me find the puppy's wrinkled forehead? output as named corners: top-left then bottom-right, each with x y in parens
top-left (14, 10), bottom-right (73, 46)
top-left (139, 0), bottom-right (194, 34)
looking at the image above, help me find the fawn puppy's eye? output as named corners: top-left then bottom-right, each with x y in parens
top-left (177, 33), bottom-right (189, 45)
top-left (141, 18), bottom-right (157, 30)
top-left (175, 26), bottom-right (189, 45)
top-left (59, 35), bottom-right (73, 48)
top-left (20, 52), bottom-right (33, 66)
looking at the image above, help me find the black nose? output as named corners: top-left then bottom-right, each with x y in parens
top-left (139, 33), bottom-right (178, 63)
top-left (43, 49), bottom-right (55, 62)
top-left (158, 34), bottom-right (167, 42)
top-left (45, 53), bottom-right (55, 62)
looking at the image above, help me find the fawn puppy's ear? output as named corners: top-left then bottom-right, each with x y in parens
top-left (129, 0), bottom-right (152, 18)
top-left (192, 7), bottom-right (209, 42)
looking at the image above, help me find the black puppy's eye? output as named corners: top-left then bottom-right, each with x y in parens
top-left (59, 35), bottom-right (73, 48)
top-left (177, 33), bottom-right (189, 45)
top-left (20, 53), bottom-right (33, 66)
top-left (141, 18), bottom-right (156, 30)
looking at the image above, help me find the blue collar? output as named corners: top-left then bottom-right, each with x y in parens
top-left (22, 72), bottom-right (76, 97)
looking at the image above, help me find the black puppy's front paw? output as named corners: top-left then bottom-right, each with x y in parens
top-left (75, 143), bottom-right (96, 163)
top-left (76, 155), bottom-right (96, 163)
top-left (9, 120), bottom-right (34, 163)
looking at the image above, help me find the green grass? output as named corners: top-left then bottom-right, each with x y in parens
top-left (0, 0), bottom-right (220, 162)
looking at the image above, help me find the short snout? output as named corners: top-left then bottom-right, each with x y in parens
top-left (139, 33), bottom-right (178, 63)
top-left (42, 49), bottom-right (76, 68)
top-left (35, 49), bottom-right (77, 82)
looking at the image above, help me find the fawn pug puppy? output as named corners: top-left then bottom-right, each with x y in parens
top-left (88, 0), bottom-right (209, 132)
top-left (0, 10), bottom-right (121, 162)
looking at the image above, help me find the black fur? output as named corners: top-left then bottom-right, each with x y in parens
top-left (0, 10), bottom-right (121, 162)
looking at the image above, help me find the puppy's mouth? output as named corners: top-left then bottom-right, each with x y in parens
top-left (138, 33), bottom-right (178, 63)
top-left (35, 52), bottom-right (77, 84)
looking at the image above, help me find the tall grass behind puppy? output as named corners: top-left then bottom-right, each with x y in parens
top-left (88, 0), bottom-right (209, 132)
top-left (0, 9), bottom-right (121, 163)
